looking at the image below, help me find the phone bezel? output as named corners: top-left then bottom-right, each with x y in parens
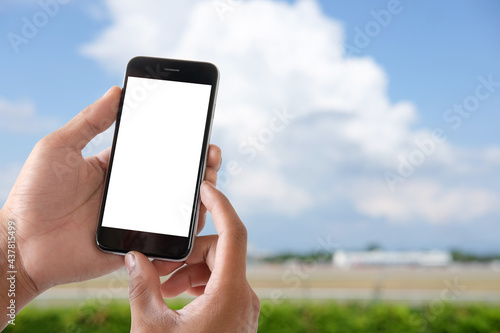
top-left (96, 56), bottom-right (219, 261)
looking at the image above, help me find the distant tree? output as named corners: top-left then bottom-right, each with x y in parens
top-left (451, 249), bottom-right (500, 262)
top-left (261, 251), bottom-right (332, 263)
top-left (365, 243), bottom-right (382, 251)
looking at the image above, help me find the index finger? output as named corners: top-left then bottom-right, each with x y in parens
top-left (199, 181), bottom-right (248, 284)
top-left (206, 144), bottom-right (222, 171)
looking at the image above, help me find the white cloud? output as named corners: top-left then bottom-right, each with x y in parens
top-left (81, 0), bottom-right (500, 224)
top-left (0, 97), bottom-right (57, 134)
top-left (80, 0), bottom-right (205, 74)
top-left (352, 179), bottom-right (499, 224)
top-left (230, 169), bottom-right (314, 217)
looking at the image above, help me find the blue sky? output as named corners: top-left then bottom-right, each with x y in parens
top-left (1, 0), bottom-right (499, 254)
top-left (321, 0), bottom-right (500, 147)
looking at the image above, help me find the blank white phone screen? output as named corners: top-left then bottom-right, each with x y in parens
top-left (101, 76), bottom-right (212, 237)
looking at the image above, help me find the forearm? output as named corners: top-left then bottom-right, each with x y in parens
top-left (0, 209), bottom-right (38, 329)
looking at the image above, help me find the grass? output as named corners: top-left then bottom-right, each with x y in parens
top-left (4, 300), bottom-right (500, 332)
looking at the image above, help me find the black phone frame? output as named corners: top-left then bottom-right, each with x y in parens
top-left (96, 56), bottom-right (219, 260)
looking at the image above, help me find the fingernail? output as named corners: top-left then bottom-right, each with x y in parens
top-left (125, 252), bottom-right (136, 273)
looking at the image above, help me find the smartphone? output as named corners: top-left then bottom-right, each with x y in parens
top-left (96, 56), bottom-right (219, 261)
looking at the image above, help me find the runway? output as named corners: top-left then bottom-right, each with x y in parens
top-left (31, 263), bottom-right (500, 306)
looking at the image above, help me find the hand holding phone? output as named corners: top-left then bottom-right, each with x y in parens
top-left (96, 57), bottom-right (219, 260)
top-left (126, 182), bottom-right (260, 332)
top-left (0, 84), bottom-right (223, 329)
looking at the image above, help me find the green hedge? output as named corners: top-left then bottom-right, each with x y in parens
top-left (258, 301), bottom-right (500, 333)
top-left (4, 300), bottom-right (500, 333)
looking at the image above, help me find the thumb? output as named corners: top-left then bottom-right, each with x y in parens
top-left (125, 252), bottom-right (167, 324)
top-left (52, 85), bottom-right (121, 150)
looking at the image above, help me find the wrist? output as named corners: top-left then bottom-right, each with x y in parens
top-left (0, 209), bottom-right (39, 329)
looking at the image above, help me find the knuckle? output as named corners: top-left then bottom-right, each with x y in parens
top-left (205, 235), bottom-right (219, 263)
top-left (231, 223), bottom-right (248, 243)
top-left (128, 276), bottom-right (149, 304)
top-left (205, 167), bottom-right (217, 184)
top-left (81, 103), bottom-right (93, 117)
top-left (80, 105), bottom-right (99, 137)
top-left (38, 130), bottom-right (61, 148)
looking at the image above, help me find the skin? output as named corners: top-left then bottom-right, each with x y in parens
top-left (0, 86), bottom-right (258, 331)
top-left (127, 182), bottom-right (260, 332)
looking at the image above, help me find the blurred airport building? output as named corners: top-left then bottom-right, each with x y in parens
top-left (333, 250), bottom-right (452, 268)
